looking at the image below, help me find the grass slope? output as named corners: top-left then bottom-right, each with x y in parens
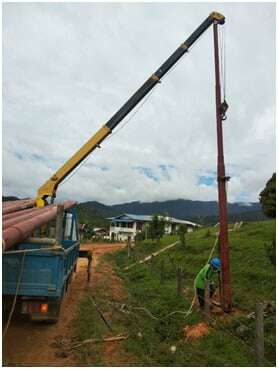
top-left (75, 220), bottom-right (275, 366)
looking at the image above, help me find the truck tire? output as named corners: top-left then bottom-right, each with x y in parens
top-left (45, 300), bottom-right (62, 324)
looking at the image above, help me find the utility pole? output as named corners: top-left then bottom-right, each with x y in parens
top-left (213, 22), bottom-right (232, 312)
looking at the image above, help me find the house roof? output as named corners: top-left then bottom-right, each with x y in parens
top-left (108, 213), bottom-right (200, 227)
top-left (108, 213), bottom-right (153, 222)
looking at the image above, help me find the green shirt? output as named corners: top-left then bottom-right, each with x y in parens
top-left (194, 264), bottom-right (214, 289)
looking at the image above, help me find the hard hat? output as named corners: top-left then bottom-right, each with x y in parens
top-left (210, 257), bottom-right (221, 269)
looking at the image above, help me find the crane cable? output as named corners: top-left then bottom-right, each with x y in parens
top-left (59, 32), bottom-right (202, 187)
top-left (60, 27), bottom-right (216, 187)
top-left (59, 84), bottom-right (160, 188)
top-left (219, 24), bottom-right (226, 100)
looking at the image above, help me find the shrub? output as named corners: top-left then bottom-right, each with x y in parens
top-left (265, 236), bottom-right (276, 266)
top-left (178, 225), bottom-right (187, 248)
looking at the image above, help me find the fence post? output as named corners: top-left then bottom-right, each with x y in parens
top-left (170, 256), bottom-right (176, 273)
top-left (160, 260), bottom-right (165, 283)
top-left (150, 255), bottom-right (154, 273)
top-left (176, 267), bottom-right (182, 296)
top-left (255, 302), bottom-right (264, 366)
top-left (87, 251), bottom-right (92, 282)
top-left (204, 281), bottom-right (211, 319)
top-left (127, 237), bottom-right (131, 258)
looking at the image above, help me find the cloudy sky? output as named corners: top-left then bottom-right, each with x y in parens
top-left (3, 2), bottom-right (275, 205)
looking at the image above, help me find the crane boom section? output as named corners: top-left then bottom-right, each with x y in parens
top-left (36, 11), bottom-right (225, 207)
top-left (106, 12), bottom-right (224, 130)
top-left (36, 125), bottom-right (111, 207)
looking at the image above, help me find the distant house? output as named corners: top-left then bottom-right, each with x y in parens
top-left (108, 213), bottom-right (200, 241)
top-left (79, 224), bottom-right (109, 240)
top-left (93, 227), bottom-right (109, 239)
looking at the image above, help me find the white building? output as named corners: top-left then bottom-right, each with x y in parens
top-left (108, 213), bottom-right (200, 241)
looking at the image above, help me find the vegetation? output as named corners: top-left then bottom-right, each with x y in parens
top-left (178, 224), bottom-right (187, 248)
top-left (76, 199), bottom-right (266, 226)
top-left (82, 223), bottom-right (95, 240)
top-left (259, 174), bottom-right (276, 266)
top-left (259, 173), bottom-right (276, 219)
top-left (148, 214), bottom-right (165, 243)
top-left (265, 237), bottom-right (276, 267)
top-left (75, 220), bottom-right (275, 366)
top-left (76, 203), bottom-right (109, 229)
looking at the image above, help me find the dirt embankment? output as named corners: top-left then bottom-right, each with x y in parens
top-left (3, 243), bottom-right (125, 367)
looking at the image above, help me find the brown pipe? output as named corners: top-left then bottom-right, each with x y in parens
top-left (2, 201), bottom-right (76, 250)
top-left (3, 205), bottom-right (51, 221)
top-left (3, 199), bottom-right (35, 215)
top-left (3, 199), bottom-right (34, 209)
top-left (3, 205), bottom-right (55, 230)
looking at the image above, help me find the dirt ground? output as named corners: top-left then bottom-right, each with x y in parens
top-left (3, 243), bottom-right (126, 367)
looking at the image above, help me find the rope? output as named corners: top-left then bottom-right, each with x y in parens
top-left (3, 247), bottom-right (61, 255)
top-left (89, 295), bottom-right (113, 332)
top-left (120, 235), bottom-right (219, 321)
top-left (58, 27), bottom-right (211, 188)
top-left (206, 234), bottom-right (219, 264)
top-left (3, 252), bottom-right (26, 338)
top-left (105, 85), bottom-right (159, 143)
top-left (59, 154), bottom-right (91, 188)
top-left (219, 25), bottom-right (226, 100)
top-left (223, 24), bottom-right (226, 99)
top-left (60, 78), bottom-right (159, 188)
top-left (165, 233), bottom-right (220, 319)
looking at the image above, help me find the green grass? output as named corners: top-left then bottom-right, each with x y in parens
top-left (74, 220), bottom-right (276, 366)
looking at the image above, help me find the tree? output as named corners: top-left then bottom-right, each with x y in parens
top-left (260, 174), bottom-right (276, 266)
top-left (178, 224), bottom-right (187, 248)
top-left (259, 173), bottom-right (276, 218)
top-left (84, 223), bottom-right (95, 240)
top-left (149, 214), bottom-right (165, 243)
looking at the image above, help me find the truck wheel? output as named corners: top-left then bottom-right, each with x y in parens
top-left (46, 300), bottom-right (61, 324)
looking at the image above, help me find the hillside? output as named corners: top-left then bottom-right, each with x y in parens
top-left (74, 219), bottom-right (276, 366)
top-left (2, 196), bottom-right (266, 226)
top-left (77, 199), bottom-right (266, 225)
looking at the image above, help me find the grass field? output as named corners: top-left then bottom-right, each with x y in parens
top-left (74, 220), bottom-right (276, 366)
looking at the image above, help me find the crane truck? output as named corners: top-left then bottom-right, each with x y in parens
top-left (3, 12), bottom-right (228, 323)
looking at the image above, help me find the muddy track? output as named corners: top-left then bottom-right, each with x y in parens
top-left (3, 243), bottom-right (125, 367)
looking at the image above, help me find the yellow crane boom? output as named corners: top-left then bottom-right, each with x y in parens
top-left (36, 11), bottom-right (225, 207)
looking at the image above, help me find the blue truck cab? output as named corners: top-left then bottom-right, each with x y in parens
top-left (3, 207), bottom-right (80, 323)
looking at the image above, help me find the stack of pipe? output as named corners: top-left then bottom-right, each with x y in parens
top-left (3, 199), bottom-right (35, 215)
top-left (2, 199), bottom-right (77, 251)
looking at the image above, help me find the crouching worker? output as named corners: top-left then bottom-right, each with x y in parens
top-left (194, 257), bottom-right (221, 309)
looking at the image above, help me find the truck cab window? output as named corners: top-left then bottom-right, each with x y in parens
top-left (64, 213), bottom-right (73, 240)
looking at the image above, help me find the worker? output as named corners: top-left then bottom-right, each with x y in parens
top-left (194, 257), bottom-right (221, 308)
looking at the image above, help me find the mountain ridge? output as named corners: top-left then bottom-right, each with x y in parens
top-left (76, 198), bottom-right (266, 225)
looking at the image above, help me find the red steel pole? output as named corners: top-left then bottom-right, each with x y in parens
top-left (213, 22), bottom-right (232, 312)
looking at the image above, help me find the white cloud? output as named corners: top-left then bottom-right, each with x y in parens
top-left (2, 3), bottom-right (275, 205)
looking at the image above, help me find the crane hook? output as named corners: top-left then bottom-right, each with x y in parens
top-left (220, 99), bottom-right (229, 121)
